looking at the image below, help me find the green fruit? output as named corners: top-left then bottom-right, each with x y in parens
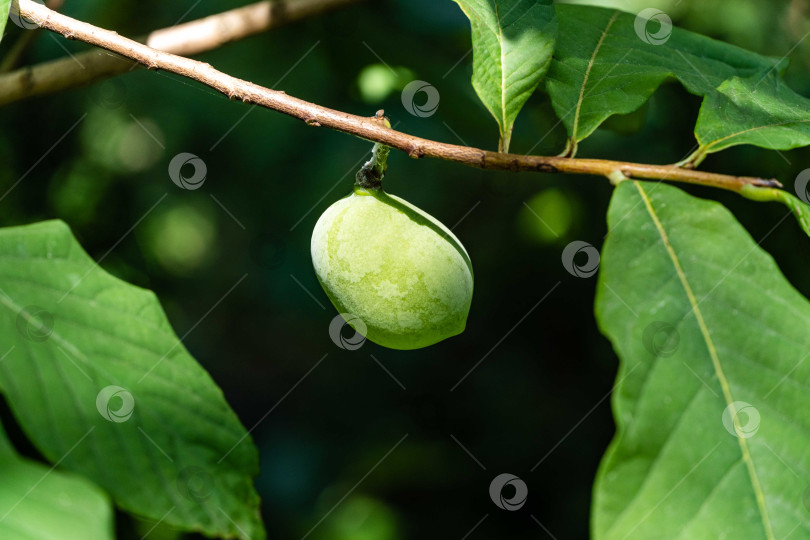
top-left (311, 186), bottom-right (473, 350)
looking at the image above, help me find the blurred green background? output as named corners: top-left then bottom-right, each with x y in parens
top-left (2, 0), bottom-right (810, 538)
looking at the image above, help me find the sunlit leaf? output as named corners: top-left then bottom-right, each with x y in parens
top-left (453, 0), bottom-right (557, 152)
top-left (691, 73), bottom-right (810, 163)
top-left (546, 5), bottom-right (778, 151)
top-left (594, 181), bottom-right (810, 539)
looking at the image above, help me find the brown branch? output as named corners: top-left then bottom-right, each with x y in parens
top-left (9, 0), bottom-right (783, 192)
top-left (0, 0), bottom-right (366, 105)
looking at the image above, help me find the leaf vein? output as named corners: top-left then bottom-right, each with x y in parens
top-left (633, 180), bottom-right (775, 540)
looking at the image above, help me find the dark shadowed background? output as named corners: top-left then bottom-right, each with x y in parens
top-left (2, 0), bottom-right (810, 538)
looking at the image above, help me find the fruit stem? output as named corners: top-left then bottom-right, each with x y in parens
top-left (355, 142), bottom-right (390, 190)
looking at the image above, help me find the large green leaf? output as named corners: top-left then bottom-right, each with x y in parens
top-left (0, 220), bottom-right (264, 540)
top-left (453, 0), bottom-right (557, 152)
top-left (0, 0), bottom-right (10, 42)
top-left (690, 73), bottom-right (810, 164)
top-left (0, 419), bottom-right (114, 540)
top-left (594, 181), bottom-right (810, 539)
top-left (546, 5), bottom-right (778, 152)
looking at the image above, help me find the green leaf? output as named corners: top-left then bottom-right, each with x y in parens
top-left (0, 220), bottom-right (264, 540)
top-left (691, 73), bottom-right (810, 163)
top-left (546, 5), bottom-right (778, 150)
top-left (453, 0), bottom-right (557, 152)
top-left (0, 0), bottom-right (10, 43)
top-left (594, 181), bottom-right (810, 539)
top-left (0, 419), bottom-right (114, 540)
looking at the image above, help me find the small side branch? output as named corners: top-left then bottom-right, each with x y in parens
top-left (0, 0), bottom-right (366, 105)
top-left (9, 0), bottom-right (782, 193)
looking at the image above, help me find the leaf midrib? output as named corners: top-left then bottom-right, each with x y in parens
top-left (571, 10), bottom-right (620, 142)
top-left (632, 181), bottom-right (775, 540)
top-left (495, 0), bottom-right (507, 136)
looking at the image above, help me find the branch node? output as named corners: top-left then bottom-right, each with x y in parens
top-left (608, 169), bottom-right (630, 185)
top-left (269, 1), bottom-right (289, 25)
top-left (408, 146), bottom-right (425, 159)
top-left (305, 117), bottom-right (321, 127)
top-left (372, 109), bottom-right (391, 129)
top-left (536, 163), bottom-right (558, 174)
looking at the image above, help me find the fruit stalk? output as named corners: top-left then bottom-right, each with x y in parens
top-left (355, 143), bottom-right (390, 190)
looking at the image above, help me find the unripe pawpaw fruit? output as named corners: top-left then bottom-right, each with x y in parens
top-left (311, 186), bottom-right (473, 350)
